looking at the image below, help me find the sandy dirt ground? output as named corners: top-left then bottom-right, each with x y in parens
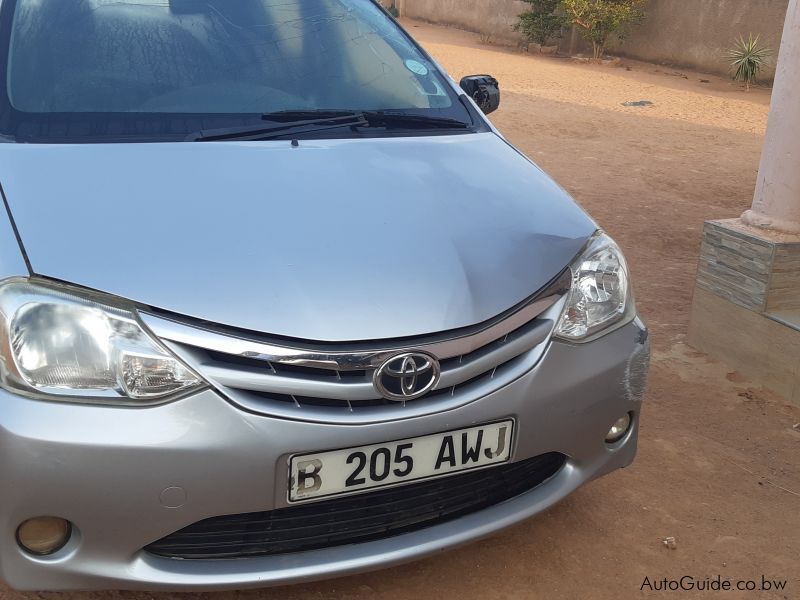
top-left (4, 19), bottom-right (799, 600)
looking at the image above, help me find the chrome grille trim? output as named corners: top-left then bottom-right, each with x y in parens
top-left (139, 270), bottom-right (570, 422)
top-left (138, 269), bottom-right (570, 372)
top-left (435, 319), bottom-right (550, 390)
top-left (185, 339), bottom-right (550, 424)
top-left (169, 344), bottom-right (378, 401)
top-left (161, 316), bottom-right (553, 402)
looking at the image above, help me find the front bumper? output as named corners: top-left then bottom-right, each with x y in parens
top-left (0, 318), bottom-right (648, 591)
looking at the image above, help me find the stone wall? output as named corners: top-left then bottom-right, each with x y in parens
top-left (694, 220), bottom-right (800, 314)
top-left (397, 0), bottom-right (533, 46)
top-left (617, 0), bottom-right (788, 79)
top-left (397, 0), bottom-right (789, 79)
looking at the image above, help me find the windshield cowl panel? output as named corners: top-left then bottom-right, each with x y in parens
top-left (0, 0), bottom-right (476, 143)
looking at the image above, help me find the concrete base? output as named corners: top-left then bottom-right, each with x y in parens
top-left (689, 288), bottom-right (800, 402)
top-left (687, 219), bottom-right (800, 404)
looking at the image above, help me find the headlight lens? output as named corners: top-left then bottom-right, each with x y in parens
top-left (554, 232), bottom-right (632, 341)
top-left (0, 279), bottom-right (204, 403)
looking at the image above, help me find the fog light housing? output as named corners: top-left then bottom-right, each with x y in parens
top-left (16, 517), bottom-right (72, 555)
top-left (605, 413), bottom-right (632, 443)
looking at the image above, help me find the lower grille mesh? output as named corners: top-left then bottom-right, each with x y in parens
top-left (145, 453), bottom-right (566, 560)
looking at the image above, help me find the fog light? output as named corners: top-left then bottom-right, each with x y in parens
top-left (16, 517), bottom-right (71, 555)
top-left (605, 413), bottom-right (632, 443)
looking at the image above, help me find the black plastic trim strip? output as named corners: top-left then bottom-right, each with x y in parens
top-left (0, 180), bottom-right (33, 275)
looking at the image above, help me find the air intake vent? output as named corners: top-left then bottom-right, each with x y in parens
top-left (145, 453), bottom-right (566, 559)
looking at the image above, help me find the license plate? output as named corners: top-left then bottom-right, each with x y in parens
top-left (288, 420), bottom-right (514, 502)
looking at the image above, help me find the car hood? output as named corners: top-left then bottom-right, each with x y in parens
top-left (0, 133), bottom-right (595, 341)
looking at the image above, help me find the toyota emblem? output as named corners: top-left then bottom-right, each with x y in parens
top-left (373, 352), bottom-right (441, 401)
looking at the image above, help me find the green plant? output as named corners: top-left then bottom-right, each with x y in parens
top-left (514, 0), bottom-right (565, 47)
top-left (386, 2), bottom-right (399, 18)
top-left (560, 0), bottom-right (646, 60)
top-left (727, 34), bottom-right (771, 91)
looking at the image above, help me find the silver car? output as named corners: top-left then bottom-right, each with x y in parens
top-left (0, 0), bottom-right (649, 591)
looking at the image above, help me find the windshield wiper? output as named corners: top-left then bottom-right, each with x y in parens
top-left (262, 110), bottom-right (469, 129)
top-left (261, 110), bottom-right (362, 122)
top-left (187, 110), bottom-right (469, 142)
top-left (361, 111), bottom-right (470, 130)
top-left (187, 112), bottom-right (367, 142)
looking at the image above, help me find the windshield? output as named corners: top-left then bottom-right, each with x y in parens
top-left (0, 0), bottom-right (473, 142)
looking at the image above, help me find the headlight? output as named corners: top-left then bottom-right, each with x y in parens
top-left (0, 279), bottom-right (205, 403)
top-left (554, 232), bottom-right (633, 341)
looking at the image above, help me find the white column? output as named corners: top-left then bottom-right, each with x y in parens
top-left (742, 0), bottom-right (800, 234)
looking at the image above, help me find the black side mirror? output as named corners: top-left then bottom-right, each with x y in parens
top-left (459, 75), bottom-right (500, 115)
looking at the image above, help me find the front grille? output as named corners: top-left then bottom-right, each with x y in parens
top-left (145, 453), bottom-right (566, 560)
top-left (200, 317), bottom-right (546, 411)
top-left (140, 269), bottom-right (570, 422)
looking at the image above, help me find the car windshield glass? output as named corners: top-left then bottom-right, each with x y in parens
top-left (0, 0), bottom-right (471, 142)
